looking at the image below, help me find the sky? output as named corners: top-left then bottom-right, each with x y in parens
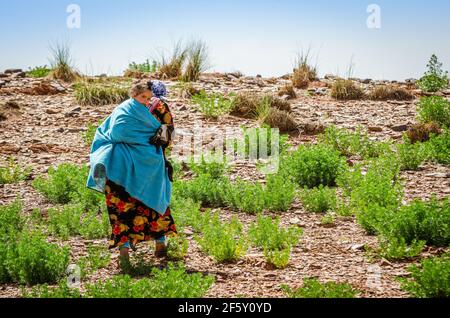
top-left (0, 0), bottom-right (449, 80)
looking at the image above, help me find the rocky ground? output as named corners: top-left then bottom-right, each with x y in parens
top-left (0, 69), bottom-right (449, 298)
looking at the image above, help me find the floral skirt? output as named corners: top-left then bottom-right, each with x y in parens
top-left (104, 178), bottom-right (177, 249)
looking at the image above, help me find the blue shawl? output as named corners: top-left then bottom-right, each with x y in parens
top-left (86, 98), bottom-right (172, 215)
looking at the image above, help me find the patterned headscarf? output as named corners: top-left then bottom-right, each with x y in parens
top-left (148, 80), bottom-right (168, 99)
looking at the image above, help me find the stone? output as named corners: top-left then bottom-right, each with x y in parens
top-left (350, 244), bottom-right (366, 252)
top-left (368, 126), bottom-right (383, 132)
top-left (324, 74), bottom-right (337, 80)
top-left (0, 73), bottom-right (7, 78)
top-left (11, 72), bottom-right (26, 78)
top-left (391, 124), bottom-right (409, 132)
top-left (362, 78), bottom-right (372, 84)
top-left (0, 80), bottom-right (5, 88)
top-left (179, 105), bottom-right (187, 111)
top-left (4, 68), bottom-right (22, 74)
top-left (45, 108), bottom-right (61, 115)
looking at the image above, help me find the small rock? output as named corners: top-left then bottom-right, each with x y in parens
top-left (11, 71), bottom-right (26, 78)
top-left (179, 105), bottom-right (187, 111)
top-left (183, 228), bottom-right (194, 236)
top-left (391, 124), bottom-right (409, 132)
top-left (45, 108), bottom-right (61, 114)
top-left (362, 78), bottom-right (372, 84)
top-left (0, 73), bottom-right (8, 78)
top-left (324, 74), bottom-right (337, 80)
top-left (0, 80), bottom-right (5, 88)
top-left (350, 244), bottom-right (366, 252)
top-left (368, 126), bottom-right (383, 132)
top-left (4, 68), bottom-right (23, 74)
top-left (70, 107), bottom-right (82, 113)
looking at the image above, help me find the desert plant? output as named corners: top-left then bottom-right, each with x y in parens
top-left (32, 163), bottom-right (103, 210)
top-left (73, 81), bottom-right (130, 106)
top-left (331, 79), bottom-right (365, 100)
top-left (280, 143), bottom-right (347, 188)
top-left (4, 230), bottom-right (70, 285)
top-left (181, 39), bottom-right (210, 82)
top-left (263, 108), bottom-right (299, 133)
top-left (27, 65), bottom-right (52, 78)
top-left (82, 120), bottom-right (103, 147)
top-left (292, 50), bottom-right (317, 89)
top-left (399, 253), bottom-right (450, 298)
top-left (191, 91), bottom-right (234, 119)
top-left (196, 214), bottom-right (247, 263)
top-left (369, 85), bottom-right (414, 101)
top-left (396, 141), bottom-right (428, 171)
top-left (299, 185), bottom-right (337, 213)
top-left (48, 41), bottom-right (78, 82)
top-left (417, 96), bottom-right (450, 128)
top-left (426, 128), bottom-right (450, 165)
top-left (167, 235), bottom-right (189, 261)
top-left (0, 156), bottom-right (32, 185)
top-left (278, 84), bottom-right (297, 99)
top-left (157, 40), bottom-right (189, 79)
top-left (406, 122), bottom-right (442, 143)
top-left (128, 59), bottom-right (157, 73)
top-left (281, 278), bottom-right (358, 298)
top-left (417, 54), bottom-right (449, 93)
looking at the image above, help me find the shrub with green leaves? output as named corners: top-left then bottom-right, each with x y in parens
top-left (23, 280), bottom-right (82, 298)
top-left (192, 91), bottom-right (234, 119)
top-left (426, 128), bottom-right (450, 165)
top-left (225, 178), bottom-right (266, 214)
top-left (378, 237), bottom-right (425, 261)
top-left (82, 120), bottom-right (103, 147)
top-left (417, 54), bottom-right (449, 93)
top-left (248, 215), bottom-right (302, 268)
top-left (87, 263), bottom-right (214, 298)
top-left (399, 253), bottom-right (450, 298)
top-left (77, 244), bottom-right (111, 279)
top-left (128, 59), bottom-right (157, 73)
top-left (26, 65), bottom-right (52, 78)
top-left (417, 96), bottom-right (450, 128)
top-left (385, 197), bottom-right (450, 247)
top-left (171, 196), bottom-right (207, 233)
top-left (187, 154), bottom-right (230, 179)
top-left (0, 199), bottom-right (25, 236)
top-left (337, 156), bottom-right (403, 234)
top-left (319, 125), bottom-right (393, 159)
top-left (196, 214), bottom-right (247, 263)
top-left (3, 230), bottom-right (70, 285)
top-left (264, 174), bottom-right (296, 212)
top-left (280, 143), bottom-right (346, 188)
top-left (0, 157), bottom-right (32, 185)
top-left (299, 185), bottom-right (337, 213)
top-left (167, 235), bottom-right (189, 261)
top-left (33, 163), bottom-right (103, 210)
top-left (396, 141), bottom-right (428, 171)
top-left (282, 278), bottom-right (358, 298)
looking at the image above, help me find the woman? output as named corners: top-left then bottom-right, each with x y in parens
top-left (86, 81), bottom-right (177, 264)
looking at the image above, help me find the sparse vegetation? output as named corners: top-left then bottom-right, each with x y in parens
top-left (292, 50), bottom-right (317, 89)
top-left (48, 41), bottom-right (78, 82)
top-left (73, 80), bottom-right (130, 106)
top-left (282, 278), bottom-right (359, 298)
top-left (331, 79), bottom-right (365, 100)
top-left (369, 85), bottom-right (414, 101)
top-left (27, 65), bottom-right (52, 78)
top-left (417, 96), bottom-right (450, 128)
top-left (0, 157), bottom-right (32, 185)
top-left (417, 54), bottom-right (449, 93)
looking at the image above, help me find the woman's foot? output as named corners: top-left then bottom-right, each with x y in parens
top-left (154, 242), bottom-right (168, 258)
top-left (118, 247), bottom-right (130, 268)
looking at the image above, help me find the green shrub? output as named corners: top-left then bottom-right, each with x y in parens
top-left (23, 280), bottom-right (82, 298)
top-left (170, 196), bottom-right (206, 233)
top-left (192, 91), bottom-right (234, 119)
top-left (73, 81), bottom-right (130, 106)
top-left (127, 59), bottom-right (157, 73)
top-left (299, 185), bottom-right (337, 213)
top-left (378, 237), bottom-right (425, 261)
top-left (319, 125), bottom-right (393, 159)
top-left (264, 174), bottom-right (296, 212)
top-left (233, 125), bottom-right (289, 159)
top-left (0, 199), bottom-right (25, 236)
top-left (33, 163), bottom-right (103, 210)
top-left (426, 129), bottom-right (450, 165)
top-left (399, 253), bottom-right (450, 298)
top-left (417, 54), bottom-right (449, 93)
top-left (47, 204), bottom-right (83, 240)
top-left (27, 65), bottom-right (52, 78)
top-left (225, 178), bottom-right (267, 214)
top-left (386, 197), bottom-right (450, 247)
top-left (82, 120), bottom-right (103, 147)
top-left (79, 208), bottom-right (110, 240)
top-left (167, 235), bottom-right (189, 261)
top-left (77, 244), bottom-right (111, 279)
top-left (396, 141), bottom-right (428, 171)
top-left (4, 230), bottom-right (70, 285)
top-left (87, 263), bottom-right (214, 298)
top-left (282, 278), bottom-right (358, 298)
top-left (281, 143), bottom-right (346, 188)
top-left (187, 154), bottom-right (230, 179)
top-left (417, 96), bottom-right (450, 128)
top-left (249, 215), bottom-right (302, 251)
top-left (0, 157), bottom-right (32, 185)
top-left (338, 156), bottom-right (403, 234)
top-left (196, 214), bottom-right (247, 263)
